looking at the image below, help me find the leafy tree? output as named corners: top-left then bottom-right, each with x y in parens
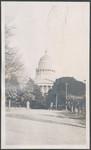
top-left (21, 78), bottom-right (47, 109)
top-left (5, 74), bottom-right (21, 107)
top-left (46, 77), bottom-right (86, 109)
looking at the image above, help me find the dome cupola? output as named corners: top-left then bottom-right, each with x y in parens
top-left (37, 50), bottom-right (55, 71)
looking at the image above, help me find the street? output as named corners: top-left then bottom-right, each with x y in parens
top-left (5, 108), bottom-right (86, 147)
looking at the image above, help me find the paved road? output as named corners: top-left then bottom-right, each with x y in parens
top-left (5, 108), bottom-right (86, 147)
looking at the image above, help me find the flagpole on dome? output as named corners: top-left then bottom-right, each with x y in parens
top-left (45, 48), bottom-right (48, 55)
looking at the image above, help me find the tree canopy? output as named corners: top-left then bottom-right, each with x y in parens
top-left (46, 77), bottom-right (86, 109)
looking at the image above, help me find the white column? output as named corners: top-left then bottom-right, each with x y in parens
top-left (9, 99), bottom-right (11, 108)
top-left (44, 86), bottom-right (45, 93)
top-left (46, 86), bottom-right (48, 93)
top-left (42, 85), bottom-right (44, 94)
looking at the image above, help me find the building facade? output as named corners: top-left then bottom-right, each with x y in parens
top-left (35, 51), bottom-right (55, 95)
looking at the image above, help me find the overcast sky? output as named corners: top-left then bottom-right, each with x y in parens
top-left (2, 2), bottom-right (90, 82)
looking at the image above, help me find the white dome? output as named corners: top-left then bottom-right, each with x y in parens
top-left (37, 51), bottom-right (55, 70)
top-left (35, 50), bottom-right (56, 94)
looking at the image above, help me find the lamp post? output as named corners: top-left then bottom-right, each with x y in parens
top-left (65, 83), bottom-right (68, 110)
top-left (8, 91), bottom-right (11, 108)
top-left (9, 99), bottom-right (11, 108)
top-left (56, 92), bottom-right (58, 110)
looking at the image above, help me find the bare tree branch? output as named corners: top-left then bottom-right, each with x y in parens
top-left (5, 17), bottom-right (24, 79)
top-left (61, 6), bottom-right (69, 43)
top-left (48, 4), bottom-right (55, 21)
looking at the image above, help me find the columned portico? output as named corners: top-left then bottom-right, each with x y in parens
top-left (39, 84), bottom-right (53, 94)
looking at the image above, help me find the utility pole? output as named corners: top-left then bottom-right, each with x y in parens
top-left (65, 83), bottom-right (68, 110)
top-left (65, 83), bottom-right (68, 100)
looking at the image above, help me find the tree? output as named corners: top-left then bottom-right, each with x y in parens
top-left (5, 74), bottom-right (20, 107)
top-left (5, 17), bottom-right (23, 79)
top-left (5, 17), bottom-right (24, 106)
top-left (46, 77), bottom-right (86, 110)
top-left (21, 78), bottom-right (47, 109)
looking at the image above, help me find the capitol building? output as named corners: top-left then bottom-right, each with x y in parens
top-left (35, 50), bottom-right (55, 95)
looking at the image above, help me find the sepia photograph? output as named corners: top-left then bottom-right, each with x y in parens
top-left (1, 1), bottom-right (90, 149)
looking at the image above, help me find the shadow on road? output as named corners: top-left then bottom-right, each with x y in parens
top-left (6, 113), bottom-right (86, 129)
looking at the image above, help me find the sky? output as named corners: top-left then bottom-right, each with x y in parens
top-left (2, 2), bottom-right (90, 82)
